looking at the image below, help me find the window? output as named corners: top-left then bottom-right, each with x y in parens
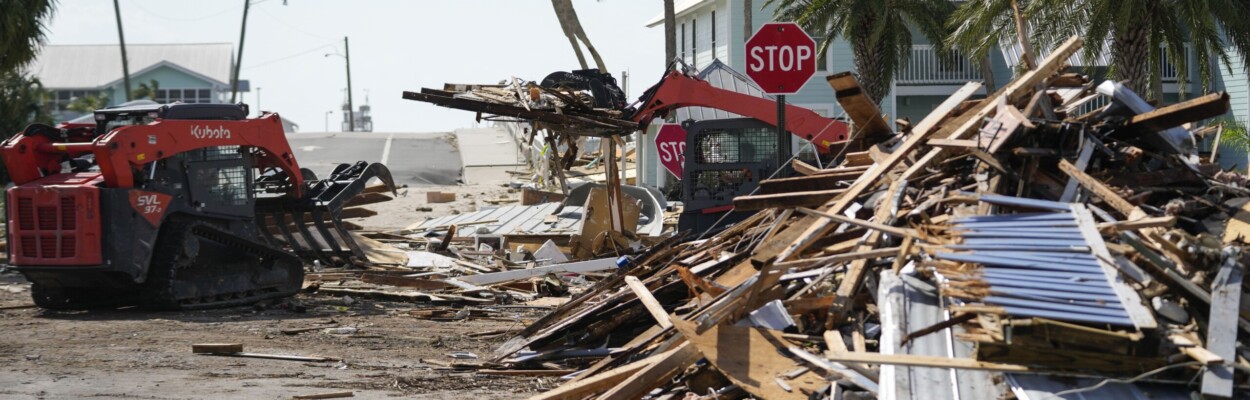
top-left (681, 23), bottom-right (687, 63)
top-left (692, 18), bottom-right (698, 67)
top-left (155, 88), bottom-right (213, 104)
top-left (50, 90), bottom-right (102, 112)
top-left (711, 10), bottom-right (717, 57)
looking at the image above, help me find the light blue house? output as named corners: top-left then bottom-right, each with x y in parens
top-left (26, 43), bottom-right (247, 123)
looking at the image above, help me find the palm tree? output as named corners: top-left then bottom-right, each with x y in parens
top-left (0, 0), bottom-right (56, 73)
top-left (948, 0), bottom-right (1250, 100)
top-left (767, 0), bottom-right (955, 104)
top-left (551, 0), bottom-right (608, 72)
top-left (131, 79), bottom-right (161, 101)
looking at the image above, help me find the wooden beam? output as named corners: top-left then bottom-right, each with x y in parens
top-left (827, 72), bottom-right (893, 145)
top-left (1058, 159), bottom-right (1138, 217)
top-left (758, 174), bottom-right (855, 195)
top-left (1122, 92), bottom-right (1230, 133)
top-left (733, 189), bottom-right (846, 211)
top-left (794, 207), bottom-right (917, 239)
top-left (624, 276), bottom-right (673, 329)
top-left (1098, 216), bottom-right (1176, 233)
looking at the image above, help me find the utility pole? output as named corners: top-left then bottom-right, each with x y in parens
top-left (113, 0), bottom-right (131, 101)
top-left (344, 36), bottom-right (354, 132)
top-left (230, 0), bottom-right (251, 102)
top-left (256, 87), bottom-right (262, 114)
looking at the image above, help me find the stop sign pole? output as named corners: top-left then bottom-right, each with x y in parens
top-left (744, 23), bottom-right (817, 169)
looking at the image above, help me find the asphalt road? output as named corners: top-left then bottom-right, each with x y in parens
top-left (286, 132), bottom-right (462, 186)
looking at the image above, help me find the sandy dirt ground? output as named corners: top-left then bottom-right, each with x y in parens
top-left (0, 167), bottom-right (568, 399)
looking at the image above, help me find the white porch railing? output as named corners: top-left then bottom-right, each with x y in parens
top-left (897, 45), bottom-right (982, 85)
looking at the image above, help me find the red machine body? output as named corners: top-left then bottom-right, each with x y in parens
top-left (6, 172), bottom-right (104, 266)
top-left (629, 70), bottom-right (852, 154)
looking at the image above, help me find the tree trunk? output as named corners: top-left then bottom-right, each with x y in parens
top-left (1112, 19), bottom-right (1152, 97)
top-left (849, 17), bottom-right (888, 104)
top-left (743, 0), bottom-right (752, 42)
top-left (552, 0), bottom-right (589, 70)
top-left (664, 0), bottom-right (676, 67)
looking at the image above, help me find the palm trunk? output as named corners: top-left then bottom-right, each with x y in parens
top-left (664, 0), bottom-right (676, 67)
top-left (1112, 19), bottom-right (1152, 97)
top-left (553, 0), bottom-right (590, 70)
top-left (850, 18), bottom-right (888, 104)
top-left (743, 0), bottom-right (752, 42)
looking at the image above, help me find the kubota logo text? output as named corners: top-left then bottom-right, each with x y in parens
top-left (191, 125), bottom-right (231, 139)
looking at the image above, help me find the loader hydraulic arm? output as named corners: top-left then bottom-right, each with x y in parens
top-left (629, 70), bottom-right (850, 154)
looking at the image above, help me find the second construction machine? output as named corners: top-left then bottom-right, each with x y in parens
top-left (3, 103), bottom-right (395, 310)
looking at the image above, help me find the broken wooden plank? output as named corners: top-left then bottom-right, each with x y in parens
top-left (524, 354), bottom-right (654, 400)
top-left (758, 174), bottom-right (855, 195)
top-left (733, 189), bottom-right (845, 211)
top-left (594, 341), bottom-right (700, 400)
top-left (1058, 159), bottom-right (1138, 217)
top-left (477, 369), bottom-right (577, 377)
top-left (624, 276), bottom-right (673, 329)
top-left (828, 72), bottom-right (893, 146)
top-left (291, 392), bottom-right (353, 400)
top-left (1122, 91), bottom-right (1230, 133)
top-left (192, 343), bottom-right (244, 354)
top-left (1170, 334), bottom-right (1224, 365)
top-left (454, 258), bottom-right (617, 286)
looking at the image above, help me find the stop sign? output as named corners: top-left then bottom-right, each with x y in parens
top-left (745, 22), bottom-right (817, 94)
top-left (654, 123), bottom-right (687, 179)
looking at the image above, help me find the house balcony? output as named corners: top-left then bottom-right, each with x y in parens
top-left (896, 45), bottom-right (983, 86)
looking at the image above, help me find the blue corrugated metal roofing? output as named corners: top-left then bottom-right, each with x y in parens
top-left (936, 201), bottom-right (1137, 327)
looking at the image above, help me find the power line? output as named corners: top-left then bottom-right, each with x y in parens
top-left (256, 6), bottom-right (338, 42)
top-left (243, 43), bottom-right (336, 69)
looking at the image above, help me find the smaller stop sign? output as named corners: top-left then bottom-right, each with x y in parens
top-left (654, 124), bottom-right (687, 179)
top-left (746, 22), bottom-right (817, 94)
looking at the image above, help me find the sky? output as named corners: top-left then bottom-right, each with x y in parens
top-left (43, 0), bottom-right (666, 132)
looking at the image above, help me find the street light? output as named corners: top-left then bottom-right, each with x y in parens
top-left (324, 110), bottom-right (333, 132)
top-left (325, 36), bottom-right (354, 132)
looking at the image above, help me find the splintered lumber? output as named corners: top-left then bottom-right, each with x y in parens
top-left (291, 392), bottom-right (354, 399)
top-left (359, 274), bottom-right (449, 290)
top-left (525, 353), bottom-right (656, 400)
top-left (624, 276), bottom-right (673, 329)
top-left (758, 174), bottom-right (854, 194)
top-left (757, 81), bottom-right (982, 264)
top-left (455, 258), bottom-right (616, 285)
top-left (1201, 253), bottom-right (1244, 397)
top-left (1121, 91), bottom-right (1229, 133)
top-left (477, 369), bottom-right (576, 377)
top-left (733, 189), bottom-right (845, 211)
top-left (673, 320), bottom-right (830, 399)
top-left (192, 343), bottom-right (244, 354)
top-left (594, 341), bottom-right (700, 400)
top-left (1058, 159), bottom-right (1139, 217)
top-left (1169, 334), bottom-right (1224, 365)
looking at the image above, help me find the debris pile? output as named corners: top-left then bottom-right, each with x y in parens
top-left (465, 36), bottom-right (1250, 399)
